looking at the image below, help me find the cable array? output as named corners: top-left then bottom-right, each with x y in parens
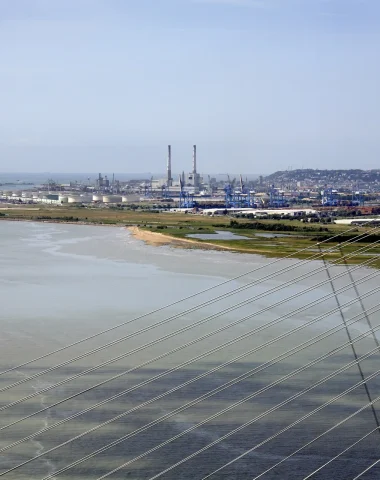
top-left (2, 239), bottom-right (378, 415)
top-left (2, 229), bottom-right (378, 400)
top-left (302, 427), bottom-right (380, 479)
top-left (1, 224), bottom-right (376, 380)
top-left (1, 253), bottom-right (379, 434)
top-left (353, 459), bottom-right (380, 480)
top-left (147, 370), bottom-right (380, 480)
top-left (1, 226), bottom-right (379, 479)
top-left (250, 423), bottom-right (380, 480)
top-left (35, 348), bottom-right (380, 480)
top-left (3, 292), bottom-right (380, 477)
top-left (1, 276), bottom-right (379, 456)
top-left (319, 245), bottom-right (380, 431)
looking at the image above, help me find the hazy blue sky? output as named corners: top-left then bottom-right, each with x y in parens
top-left (0, 0), bottom-right (379, 174)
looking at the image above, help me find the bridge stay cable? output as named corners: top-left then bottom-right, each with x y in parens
top-left (21, 306), bottom-right (380, 479)
top-left (1, 242), bottom-right (379, 416)
top-left (1, 257), bottom-right (379, 431)
top-left (147, 371), bottom-right (380, 480)
top-left (352, 458), bottom-right (380, 479)
top-left (301, 427), bottom-right (380, 479)
top-left (2, 233), bottom-right (378, 398)
top-left (2, 296), bottom-right (380, 476)
top-left (320, 244), bottom-right (380, 432)
top-left (1, 227), bottom-right (380, 479)
top-left (1, 224), bottom-right (378, 378)
top-left (1, 287), bottom-right (380, 468)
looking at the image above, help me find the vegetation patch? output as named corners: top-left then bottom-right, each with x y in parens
top-left (1, 206), bottom-right (379, 268)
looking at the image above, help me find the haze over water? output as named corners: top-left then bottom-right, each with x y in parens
top-left (0, 221), bottom-right (379, 479)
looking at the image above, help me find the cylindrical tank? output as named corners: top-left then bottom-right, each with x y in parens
top-left (79, 195), bottom-right (92, 203)
top-left (68, 196), bottom-right (81, 204)
top-left (92, 194), bottom-right (103, 202)
top-left (121, 196), bottom-right (129, 203)
top-left (59, 195), bottom-right (69, 203)
top-left (102, 195), bottom-right (122, 203)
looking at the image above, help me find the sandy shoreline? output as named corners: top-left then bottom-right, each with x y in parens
top-left (0, 218), bottom-right (240, 247)
top-left (0, 219), bottom-right (270, 254)
top-left (127, 226), bottom-right (246, 252)
top-left (0, 219), bottom-right (245, 249)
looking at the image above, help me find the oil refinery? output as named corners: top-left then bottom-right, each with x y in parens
top-left (1, 147), bottom-right (379, 216)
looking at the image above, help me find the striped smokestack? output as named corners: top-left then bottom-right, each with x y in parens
top-left (167, 145), bottom-right (172, 186)
top-left (192, 145), bottom-right (197, 174)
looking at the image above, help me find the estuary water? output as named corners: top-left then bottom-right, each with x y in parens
top-left (0, 220), bottom-right (379, 479)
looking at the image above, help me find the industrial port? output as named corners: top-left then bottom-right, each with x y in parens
top-left (1, 146), bottom-right (380, 220)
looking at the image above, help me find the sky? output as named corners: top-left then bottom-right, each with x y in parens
top-left (0, 0), bottom-right (379, 174)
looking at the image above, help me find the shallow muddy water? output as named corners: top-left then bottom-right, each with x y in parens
top-left (0, 220), bottom-right (379, 479)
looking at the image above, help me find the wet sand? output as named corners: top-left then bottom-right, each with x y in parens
top-left (128, 225), bottom-right (251, 252)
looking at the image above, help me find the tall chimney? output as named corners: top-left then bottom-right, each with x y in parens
top-left (192, 145), bottom-right (197, 174)
top-left (167, 145), bottom-right (172, 186)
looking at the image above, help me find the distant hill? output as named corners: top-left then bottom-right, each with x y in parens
top-left (264, 169), bottom-right (380, 188)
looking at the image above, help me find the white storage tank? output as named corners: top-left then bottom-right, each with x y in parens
top-left (92, 194), bottom-right (103, 202)
top-left (68, 196), bottom-right (81, 204)
top-left (59, 195), bottom-right (69, 204)
top-left (121, 196), bottom-right (129, 203)
top-left (102, 195), bottom-right (122, 203)
top-left (79, 195), bottom-right (92, 203)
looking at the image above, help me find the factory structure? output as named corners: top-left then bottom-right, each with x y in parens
top-left (1, 148), bottom-right (379, 214)
top-left (151, 145), bottom-right (202, 192)
top-left (0, 145), bottom-right (207, 208)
